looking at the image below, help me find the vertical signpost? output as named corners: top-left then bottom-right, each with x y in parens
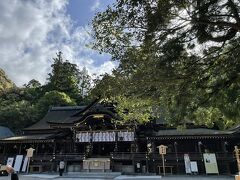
top-left (158, 145), bottom-right (167, 176)
top-left (235, 146), bottom-right (240, 179)
top-left (26, 148), bottom-right (35, 174)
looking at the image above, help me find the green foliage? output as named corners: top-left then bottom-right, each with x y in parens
top-left (46, 52), bottom-right (82, 102)
top-left (193, 107), bottom-right (234, 129)
top-left (91, 0), bottom-right (240, 128)
top-left (24, 79), bottom-right (41, 88)
top-left (0, 88), bottom-right (38, 131)
top-left (23, 79), bottom-right (44, 104)
top-left (36, 90), bottom-right (76, 119)
top-left (0, 52), bottom-right (92, 132)
top-left (89, 72), bottom-right (128, 99)
top-left (0, 68), bottom-right (15, 92)
top-left (79, 67), bottom-right (92, 97)
top-left (0, 101), bottom-right (37, 131)
top-left (113, 96), bottom-right (155, 125)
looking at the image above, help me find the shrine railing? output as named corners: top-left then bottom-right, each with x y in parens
top-left (111, 152), bottom-right (236, 162)
top-left (0, 152), bottom-right (236, 162)
top-left (31, 153), bottom-right (86, 161)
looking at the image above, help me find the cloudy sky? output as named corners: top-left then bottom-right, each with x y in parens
top-left (0, 0), bottom-right (116, 86)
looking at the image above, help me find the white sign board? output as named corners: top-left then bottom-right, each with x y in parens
top-left (203, 153), bottom-right (219, 174)
top-left (26, 148), bottom-right (35, 157)
top-left (13, 155), bottom-right (23, 172)
top-left (184, 154), bottom-right (191, 174)
top-left (190, 161), bottom-right (198, 173)
top-left (21, 156), bottom-right (29, 172)
top-left (6, 157), bottom-right (14, 166)
top-left (158, 145), bottom-right (167, 155)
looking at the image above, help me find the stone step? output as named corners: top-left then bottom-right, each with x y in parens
top-left (66, 172), bottom-right (122, 178)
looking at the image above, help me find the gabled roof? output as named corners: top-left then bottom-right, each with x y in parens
top-left (0, 133), bottom-right (56, 143)
top-left (227, 124), bottom-right (240, 133)
top-left (0, 126), bottom-right (14, 138)
top-left (47, 105), bottom-right (116, 125)
top-left (24, 99), bottom-right (116, 131)
top-left (24, 106), bottom-right (85, 131)
top-left (45, 97), bottom-right (104, 125)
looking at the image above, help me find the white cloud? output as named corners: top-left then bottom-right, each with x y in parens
top-left (0, 0), bottom-right (115, 86)
top-left (91, 0), bottom-right (101, 12)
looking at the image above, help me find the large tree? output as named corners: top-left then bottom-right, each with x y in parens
top-left (79, 67), bottom-right (92, 98)
top-left (91, 0), bottom-right (240, 128)
top-left (46, 52), bottom-right (82, 101)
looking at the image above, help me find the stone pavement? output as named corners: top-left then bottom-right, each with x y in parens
top-left (0, 174), bottom-right (235, 180)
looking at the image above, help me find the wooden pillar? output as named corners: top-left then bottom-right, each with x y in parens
top-left (35, 143), bottom-right (39, 155)
top-left (18, 143), bottom-right (22, 154)
top-left (222, 140), bottom-right (231, 174)
top-left (72, 129), bottom-right (77, 153)
top-left (198, 141), bottom-right (202, 153)
top-left (146, 137), bottom-right (150, 173)
top-left (2, 143), bottom-right (6, 155)
top-left (0, 144), bottom-right (2, 155)
top-left (53, 142), bottom-right (56, 154)
top-left (197, 141), bottom-right (202, 174)
top-left (174, 141), bottom-right (179, 174)
top-left (51, 142), bottom-right (57, 172)
top-left (114, 131), bottom-right (118, 152)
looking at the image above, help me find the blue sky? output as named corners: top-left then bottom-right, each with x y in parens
top-left (0, 0), bottom-right (116, 86)
top-left (66, 0), bottom-right (114, 67)
top-left (67, 0), bottom-right (114, 26)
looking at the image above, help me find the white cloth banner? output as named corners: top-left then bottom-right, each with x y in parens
top-left (76, 132), bottom-right (91, 142)
top-left (106, 132), bottom-right (110, 141)
top-left (118, 131), bottom-right (134, 141)
top-left (76, 131), bottom-right (134, 142)
top-left (110, 132), bottom-right (115, 141)
top-left (99, 132), bottom-right (103, 142)
top-left (118, 131), bottom-right (123, 141)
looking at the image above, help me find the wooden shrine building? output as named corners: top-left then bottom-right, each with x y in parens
top-left (0, 100), bottom-right (240, 175)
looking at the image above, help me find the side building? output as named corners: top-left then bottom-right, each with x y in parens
top-left (0, 100), bottom-right (239, 175)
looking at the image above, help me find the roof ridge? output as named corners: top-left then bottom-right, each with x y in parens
top-left (50, 106), bottom-right (86, 111)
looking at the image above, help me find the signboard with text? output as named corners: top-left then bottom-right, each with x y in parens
top-left (203, 153), bottom-right (219, 174)
top-left (158, 145), bottom-right (167, 155)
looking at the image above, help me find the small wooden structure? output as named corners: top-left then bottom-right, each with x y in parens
top-left (83, 158), bottom-right (110, 172)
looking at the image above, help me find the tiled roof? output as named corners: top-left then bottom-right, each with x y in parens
top-left (24, 106), bottom-right (85, 131)
top-left (0, 133), bottom-right (55, 143)
top-left (149, 128), bottom-right (235, 140)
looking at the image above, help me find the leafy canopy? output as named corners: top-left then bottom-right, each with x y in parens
top-left (91, 0), bottom-right (240, 128)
